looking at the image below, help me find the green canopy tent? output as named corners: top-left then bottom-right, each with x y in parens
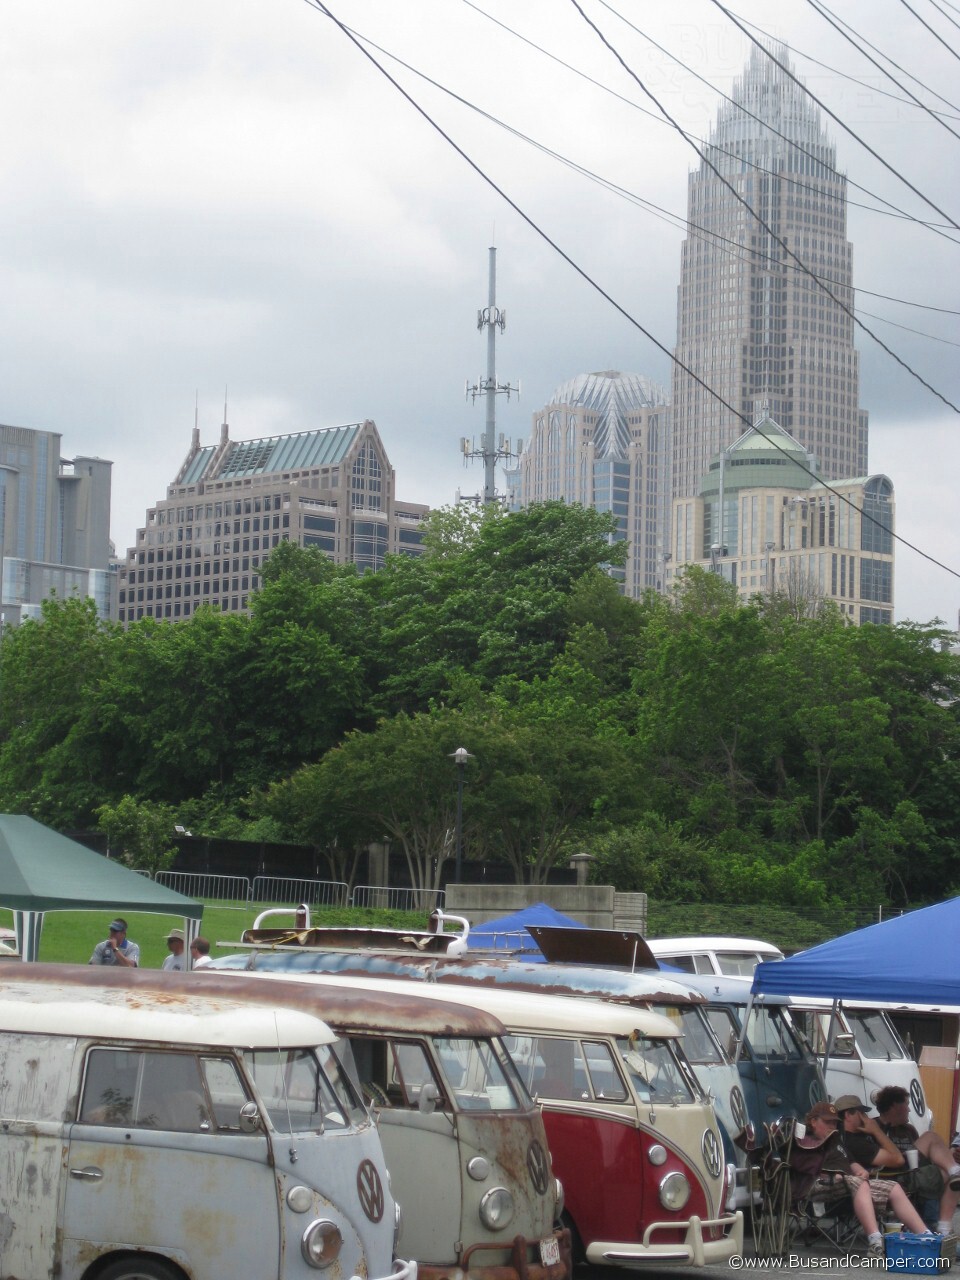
top-left (0, 814), bottom-right (203, 962)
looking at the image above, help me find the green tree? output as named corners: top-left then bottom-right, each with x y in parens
top-left (0, 598), bottom-right (115, 824)
top-left (95, 795), bottom-right (178, 874)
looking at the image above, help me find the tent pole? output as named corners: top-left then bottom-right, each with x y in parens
top-left (736, 994), bottom-right (755, 1064)
top-left (822, 999), bottom-right (841, 1089)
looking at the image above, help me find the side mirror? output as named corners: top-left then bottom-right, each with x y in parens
top-left (238, 1101), bottom-right (262, 1133)
top-left (418, 1083), bottom-right (440, 1116)
top-left (832, 1033), bottom-right (856, 1057)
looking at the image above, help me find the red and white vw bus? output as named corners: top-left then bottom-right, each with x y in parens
top-left (236, 970), bottom-right (743, 1268)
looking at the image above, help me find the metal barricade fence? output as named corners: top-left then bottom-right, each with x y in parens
top-left (350, 886), bottom-right (445, 913)
top-left (251, 877), bottom-right (349, 908)
top-left (156, 871), bottom-right (252, 906)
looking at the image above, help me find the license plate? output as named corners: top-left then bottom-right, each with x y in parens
top-left (540, 1237), bottom-right (561, 1267)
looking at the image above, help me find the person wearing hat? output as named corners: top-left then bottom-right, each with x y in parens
top-left (804, 1099), bottom-right (930, 1258)
top-left (834, 1094), bottom-right (906, 1171)
top-left (874, 1085), bottom-right (960, 1237)
top-left (89, 918), bottom-right (140, 967)
top-left (162, 928), bottom-right (186, 971)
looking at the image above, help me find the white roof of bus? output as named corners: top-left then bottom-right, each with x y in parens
top-left (648, 937), bottom-right (784, 957)
top-left (0, 978), bottom-right (336, 1047)
top-left (244, 971), bottom-right (682, 1040)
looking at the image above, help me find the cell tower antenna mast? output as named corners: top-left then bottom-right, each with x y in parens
top-left (461, 246), bottom-right (519, 506)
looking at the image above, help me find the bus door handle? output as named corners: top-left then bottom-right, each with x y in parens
top-left (69, 1166), bottom-right (104, 1181)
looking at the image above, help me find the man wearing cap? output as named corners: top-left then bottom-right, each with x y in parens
top-left (89, 918), bottom-right (140, 967)
top-left (834, 1094), bottom-right (906, 1171)
top-left (874, 1085), bottom-right (960, 1236)
top-left (162, 928), bottom-right (186, 971)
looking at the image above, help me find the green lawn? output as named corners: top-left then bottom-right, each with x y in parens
top-left (1, 903), bottom-right (427, 969)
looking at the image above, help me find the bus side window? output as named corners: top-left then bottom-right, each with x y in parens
top-left (533, 1038), bottom-right (580, 1101)
top-left (81, 1049), bottom-right (210, 1132)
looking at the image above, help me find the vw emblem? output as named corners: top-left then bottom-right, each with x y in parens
top-left (527, 1140), bottom-right (549, 1196)
top-left (809, 1079), bottom-right (824, 1104)
top-left (730, 1086), bottom-right (747, 1133)
top-left (702, 1128), bottom-right (723, 1179)
top-left (357, 1158), bottom-right (384, 1223)
top-left (910, 1079), bottom-right (925, 1117)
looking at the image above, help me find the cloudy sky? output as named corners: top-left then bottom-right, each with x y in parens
top-left (2, 0), bottom-right (958, 624)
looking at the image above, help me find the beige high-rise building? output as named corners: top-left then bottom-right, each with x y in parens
top-left (671, 413), bottom-right (894, 624)
top-left (672, 45), bottom-right (868, 504)
top-left (118, 418), bottom-right (428, 624)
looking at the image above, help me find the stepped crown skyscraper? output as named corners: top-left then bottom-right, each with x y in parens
top-left (671, 45), bottom-right (868, 504)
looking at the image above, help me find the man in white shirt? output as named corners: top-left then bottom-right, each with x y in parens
top-left (161, 928), bottom-right (185, 971)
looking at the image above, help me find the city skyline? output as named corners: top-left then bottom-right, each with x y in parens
top-left (1, 0), bottom-right (956, 624)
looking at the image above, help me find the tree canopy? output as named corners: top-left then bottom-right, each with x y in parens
top-left (0, 505), bottom-right (957, 910)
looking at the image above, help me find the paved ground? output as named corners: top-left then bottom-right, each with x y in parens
top-left (575, 1216), bottom-right (959, 1279)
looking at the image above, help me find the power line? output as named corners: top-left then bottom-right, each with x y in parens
top-left (856, 309), bottom-right (960, 346)
top-left (465, 0), bottom-right (960, 246)
top-left (301, 0), bottom-right (960, 585)
top-left (892, 0), bottom-right (960, 65)
top-left (725, 3), bottom-right (960, 117)
top-left (352, 23), bottom-right (960, 322)
top-left (569, 0), bottom-right (960, 413)
top-left (804, 0), bottom-right (960, 115)
top-left (800, 0), bottom-right (960, 138)
top-left (706, 0), bottom-right (960, 230)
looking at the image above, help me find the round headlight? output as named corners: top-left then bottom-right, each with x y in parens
top-left (394, 1200), bottom-right (403, 1250)
top-left (554, 1177), bottom-right (564, 1219)
top-left (647, 1144), bottom-right (668, 1167)
top-left (301, 1220), bottom-right (344, 1269)
top-left (479, 1187), bottom-right (515, 1231)
top-left (467, 1156), bottom-right (491, 1181)
top-left (287, 1185), bottom-right (314, 1214)
top-left (659, 1171), bottom-right (691, 1212)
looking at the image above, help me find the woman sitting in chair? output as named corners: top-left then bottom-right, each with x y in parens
top-left (803, 1101), bottom-right (931, 1260)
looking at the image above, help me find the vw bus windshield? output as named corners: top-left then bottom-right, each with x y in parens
top-left (246, 1045), bottom-right (367, 1133)
top-left (434, 1037), bottom-right (524, 1111)
top-left (745, 1006), bottom-right (805, 1062)
top-left (653, 1004), bottom-right (727, 1064)
top-left (845, 1011), bottom-right (908, 1061)
top-left (618, 1035), bottom-right (696, 1104)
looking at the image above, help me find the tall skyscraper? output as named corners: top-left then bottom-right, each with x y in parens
top-left (506, 371), bottom-right (670, 596)
top-left (671, 45), bottom-right (868, 506)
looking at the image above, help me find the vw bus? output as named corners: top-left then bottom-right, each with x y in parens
top-left (788, 997), bottom-right (932, 1130)
top-left (647, 936), bottom-right (785, 978)
top-left (0, 964), bottom-right (415, 1280)
top-left (215, 944), bottom-right (751, 1209)
top-left (201, 966), bottom-right (569, 1280)
top-left (678, 973), bottom-right (827, 1132)
top-left (225, 969), bottom-right (743, 1267)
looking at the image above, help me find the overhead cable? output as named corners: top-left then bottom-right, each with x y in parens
top-left (300, 0), bottom-right (959, 583)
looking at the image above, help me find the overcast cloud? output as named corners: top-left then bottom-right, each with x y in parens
top-left (1, 0), bottom-right (957, 624)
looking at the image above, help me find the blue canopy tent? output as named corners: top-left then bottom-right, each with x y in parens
top-left (467, 902), bottom-right (585, 959)
top-left (751, 897), bottom-right (960, 1006)
top-left (749, 899), bottom-right (960, 1093)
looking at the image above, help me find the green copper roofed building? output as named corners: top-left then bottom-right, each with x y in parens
top-left (118, 417), bottom-right (428, 623)
top-left (670, 412), bottom-right (894, 624)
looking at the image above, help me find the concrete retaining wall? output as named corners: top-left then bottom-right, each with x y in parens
top-left (445, 884), bottom-right (647, 934)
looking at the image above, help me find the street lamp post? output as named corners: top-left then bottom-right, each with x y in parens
top-left (450, 747), bottom-right (472, 884)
